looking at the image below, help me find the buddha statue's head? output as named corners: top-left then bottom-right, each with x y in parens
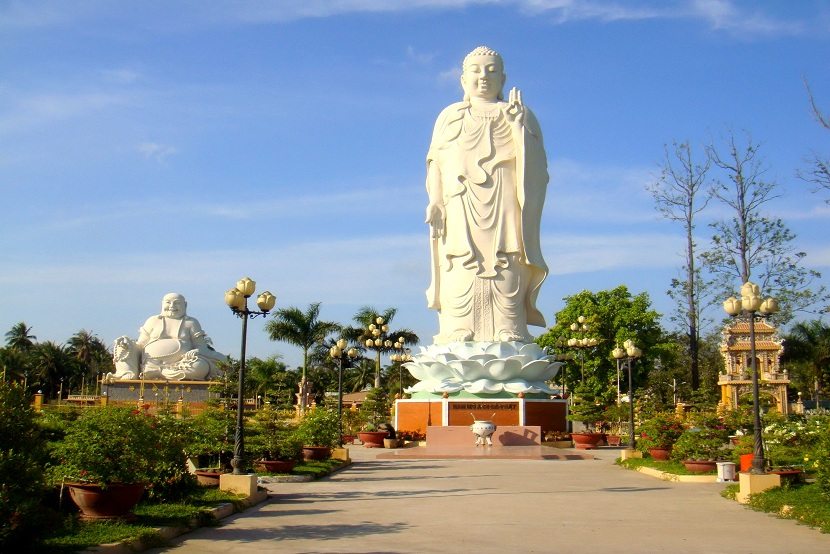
top-left (161, 293), bottom-right (187, 319)
top-left (461, 45), bottom-right (505, 103)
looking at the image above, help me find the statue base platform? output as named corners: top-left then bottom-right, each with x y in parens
top-left (395, 397), bottom-right (566, 439)
top-left (102, 379), bottom-right (223, 409)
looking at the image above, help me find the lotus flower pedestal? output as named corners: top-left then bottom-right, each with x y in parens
top-left (395, 342), bottom-right (568, 441)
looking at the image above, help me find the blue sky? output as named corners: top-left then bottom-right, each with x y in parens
top-left (1, 0), bottom-right (828, 369)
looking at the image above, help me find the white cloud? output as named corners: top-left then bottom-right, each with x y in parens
top-left (689, 0), bottom-right (804, 36)
top-left (544, 231), bottom-right (685, 275)
top-left (137, 142), bottom-right (178, 163)
top-left (0, 90), bottom-right (131, 135)
top-left (547, 158), bottom-right (658, 224)
top-left (0, 0), bottom-right (810, 38)
top-left (101, 68), bottom-right (141, 84)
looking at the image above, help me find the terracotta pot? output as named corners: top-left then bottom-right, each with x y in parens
top-left (648, 447), bottom-right (672, 461)
top-left (606, 434), bottom-right (622, 447)
top-left (67, 482), bottom-right (145, 520)
top-left (194, 469), bottom-right (223, 487)
top-left (571, 432), bottom-right (603, 450)
top-left (341, 434), bottom-right (356, 445)
top-left (683, 460), bottom-right (718, 473)
top-left (256, 459), bottom-right (297, 473)
top-left (769, 469), bottom-right (802, 485)
top-left (301, 446), bottom-right (332, 461)
top-left (358, 431), bottom-right (388, 448)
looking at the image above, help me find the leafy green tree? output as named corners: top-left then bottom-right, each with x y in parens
top-left (0, 381), bottom-right (46, 549)
top-left (264, 302), bottom-right (339, 412)
top-left (702, 131), bottom-right (826, 323)
top-left (648, 140), bottom-right (713, 390)
top-left (536, 286), bottom-right (667, 402)
top-left (782, 320), bottom-right (830, 405)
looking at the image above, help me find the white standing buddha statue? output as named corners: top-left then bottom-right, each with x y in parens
top-left (425, 45), bottom-right (549, 344)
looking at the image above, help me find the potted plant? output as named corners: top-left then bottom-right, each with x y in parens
top-left (602, 404), bottom-right (629, 447)
top-left (637, 412), bottom-right (685, 460)
top-left (358, 387), bottom-right (392, 448)
top-left (47, 407), bottom-right (163, 519)
top-left (670, 414), bottom-right (729, 472)
top-left (296, 406), bottom-right (340, 460)
top-left (358, 422), bottom-right (389, 448)
top-left (250, 407), bottom-right (303, 473)
top-left (567, 383), bottom-right (607, 449)
top-left (185, 408), bottom-right (234, 486)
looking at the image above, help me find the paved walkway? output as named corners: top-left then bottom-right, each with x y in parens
top-left (149, 446), bottom-right (829, 553)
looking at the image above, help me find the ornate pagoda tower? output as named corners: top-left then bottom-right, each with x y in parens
top-left (718, 317), bottom-right (788, 414)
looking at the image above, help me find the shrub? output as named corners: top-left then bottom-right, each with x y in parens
top-left (248, 407), bottom-right (302, 461)
top-left (637, 412), bottom-right (684, 452)
top-left (296, 407), bottom-right (340, 449)
top-left (0, 382), bottom-right (46, 549)
top-left (146, 415), bottom-right (197, 502)
top-left (185, 408), bottom-right (234, 468)
top-left (670, 413), bottom-right (729, 462)
top-left (47, 407), bottom-right (162, 486)
top-left (806, 415), bottom-right (830, 498)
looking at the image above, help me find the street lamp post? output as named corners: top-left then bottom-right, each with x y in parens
top-left (329, 339), bottom-right (358, 446)
top-left (390, 337), bottom-right (413, 398)
top-left (613, 340), bottom-right (642, 450)
top-left (363, 316), bottom-right (391, 389)
top-left (723, 281), bottom-right (778, 474)
top-left (224, 277), bottom-right (276, 475)
top-left (566, 316), bottom-right (600, 383)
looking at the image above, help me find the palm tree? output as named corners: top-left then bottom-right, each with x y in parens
top-left (30, 341), bottom-right (78, 398)
top-left (264, 302), bottom-right (339, 412)
top-left (67, 330), bottom-right (112, 388)
top-left (783, 320), bottom-right (830, 405)
top-left (344, 306), bottom-right (418, 388)
top-left (5, 322), bottom-right (36, 352)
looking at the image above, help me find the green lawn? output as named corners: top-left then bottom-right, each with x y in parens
top-left (40, 488), bottom-right (246, 552)
top-left (746, 483), bottom-right (830, 534)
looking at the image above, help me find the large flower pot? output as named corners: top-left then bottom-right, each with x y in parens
top-left (358, 431), bottom-right (388, 448)
top-left (571, 432), bottom-right (603, 450)
top-left (301, 446), bottom-right (332, 461)
top-left (683, 460), bottom-right (718, 473)
top-left (67, 482), bottom-right (145, 520)
top-left (256, 459), bottom-right (297, 473)
top-left (194, 469), bottom-right (223, 487)
top-left (648, 447), bottom-right (672, 461)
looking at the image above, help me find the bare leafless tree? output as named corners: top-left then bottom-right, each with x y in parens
top-left (648, 141), bottom-right (712, 390)
top-left (798, 79), bottom-right (830, 203)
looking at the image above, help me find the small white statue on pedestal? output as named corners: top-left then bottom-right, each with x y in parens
top-left (108, 293), bottom-right (227, 381)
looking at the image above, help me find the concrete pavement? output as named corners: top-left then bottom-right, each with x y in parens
top-left (148, 445), bottom-right (829, 553)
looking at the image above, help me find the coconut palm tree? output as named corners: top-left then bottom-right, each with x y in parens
top-left (344, 306), bottom-right (418, 388)
top-left (67, 330), bottom-right (112, 387)
top-left (4, 322), bottom-right (36, 352)
top-left (264, 302), bottom-right (339, 412)
top-left (30, 341), bottom-right (78, 398)
top-left (783, 320), bottom-right (830, 405)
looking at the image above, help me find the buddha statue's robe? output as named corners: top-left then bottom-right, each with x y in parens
top-left (426, 100), bottom-right (548, 343)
